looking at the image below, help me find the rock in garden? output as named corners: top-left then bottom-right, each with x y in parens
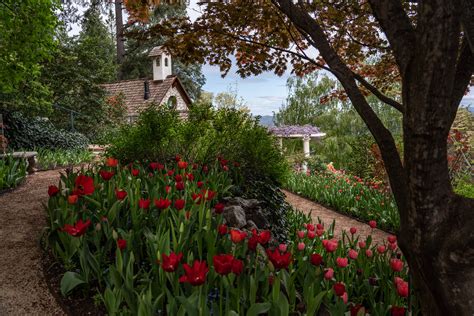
top-left (223, 205), bottom-right (247, 228)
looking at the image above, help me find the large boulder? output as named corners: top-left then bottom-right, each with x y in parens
top-left (222, 197), bottom-right (270, 229)
top-left (222, 205), bottom-right (247, 228)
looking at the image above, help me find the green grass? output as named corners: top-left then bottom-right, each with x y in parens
top-left (0, 154), bottom-right (27, 190)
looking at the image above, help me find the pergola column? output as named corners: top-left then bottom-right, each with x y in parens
top-left (302, 135), bottom-right (310, 172)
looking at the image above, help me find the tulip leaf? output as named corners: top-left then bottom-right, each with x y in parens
top-left (246, 302), bottom-right (271, 316)
top-left (176, 296), bottom-right (199, 316)
top-left (60, 271), bottom-right (86, 296)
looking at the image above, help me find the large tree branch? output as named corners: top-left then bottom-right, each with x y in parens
top-left (272, 0), bottom-right (407, 212)
top-left (352, 72), bottom-right (404, 113)
top-left (367, 0), bottom-right (416, 75)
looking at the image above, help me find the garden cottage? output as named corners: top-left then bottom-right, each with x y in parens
top-left (102, 46), bottom-right (191, 123)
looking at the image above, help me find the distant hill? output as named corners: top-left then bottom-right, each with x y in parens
top-left (256, 115), bottom-right (275, 127)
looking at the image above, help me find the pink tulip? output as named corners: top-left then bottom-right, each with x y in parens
top-left (297, 242), bottom-right (305, 251)
top-left (278, 243), bottom-right (288, 252)
top-left (358, 241), bottom-right (366, 249)
top-left (349, 227), bottom-right (357, 234)
top-left (365, 249), bottom-right (373, 257)
top-left (324, 268), bottom-right (334, 280)
top-left (336, 257), bottom-right (348, 268)
top-left (348, 249), bottom-right (358, 260)
top-left (297, 230), bottom-right (305, 239)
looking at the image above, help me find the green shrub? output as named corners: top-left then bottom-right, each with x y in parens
top-left (0, 154), bottom-right (27, 190)
top-left (454, 178), bottom-right (474, 198)
top-left (107, 106), bottom-right (288, 184)
top-left (3, 111), bottom-right (89, 150)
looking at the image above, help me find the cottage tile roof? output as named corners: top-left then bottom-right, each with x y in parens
top-left (148, 46), bottom-right (168, 57)
top-left (102, 76), bottom-right (191, 116)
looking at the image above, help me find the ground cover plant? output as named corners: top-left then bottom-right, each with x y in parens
top-left (37, 148), bottom-right (94, 170)
top-left (286, 167), bottom-right (399, 232)
top-left (45, 157), bottom-right (414, 315)
top-left (0, 154), bottom-right (27, 191)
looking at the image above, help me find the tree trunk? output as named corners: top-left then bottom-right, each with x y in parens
top-left (115, 0), bottom-right (125, 78)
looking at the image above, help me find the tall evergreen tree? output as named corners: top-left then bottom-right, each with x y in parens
top-left (42, 3), bottom-right (120, 139)
top-left (120, 4), bottom-right (205, 100)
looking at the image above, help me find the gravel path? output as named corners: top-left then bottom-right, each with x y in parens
top-left (283, 189), bottom-right (390, 245)
top-left (0, 169), bottom-right (65, 316)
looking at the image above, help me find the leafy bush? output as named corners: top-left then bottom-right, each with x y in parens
top-left (3, 111), bottom-right (89, 150)
top-left (454, 177), bottom-right (474, 198)
top-left (285, 170), bottom-right (399, 232)
top-left (0, 154), bottom-right (27, 190)
top-left (107, 106), bottom-right (288, 184)
top-left (45, 158), bottom-right (416, 315)
top-left (37, 148), bottom-right (94, 170)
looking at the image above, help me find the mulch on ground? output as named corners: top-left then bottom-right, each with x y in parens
top-left (283, 189), bottom-right (390, 245)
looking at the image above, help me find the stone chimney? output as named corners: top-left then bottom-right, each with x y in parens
top-left (148, 46), bottom-right (172, 81)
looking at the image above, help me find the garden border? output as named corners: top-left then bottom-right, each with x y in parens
top-left (282, 188), bottom-right (397, 235)
top-left (0, 177), bottom-right (26, 196)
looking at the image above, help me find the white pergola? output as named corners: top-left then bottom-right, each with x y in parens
top-left (269, 125), bottom-right (326, 172)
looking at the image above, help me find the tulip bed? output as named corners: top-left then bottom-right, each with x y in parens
top-left (45, 157), bottom-right (415, 315)
top-left (286, 170), bottom-right (400, 232)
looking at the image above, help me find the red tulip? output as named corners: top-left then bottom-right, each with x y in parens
top-left (377, 245), bottom-right (386, 254)
top-left (390, 258), bottom-right (404, 272)
top-left (369, 220), bottom-right (377, 229)
top-left (131, 169), bottom-right (139, 176)
top-left (175, 182), bottom-right (185, 191)
top-left (177, 161), bottom-right (188, 169)
top-left (388, 235), bottom-right (397, 244)
top-left (348, 249), bottom-right (358, 260)
top-left (192, 163), bottom-right (199, 170)
top-left (230, 230), bottom-right (247, 243)
top-left (149, 162), bottom-right (164, 171)
top-left (218, 224), bottom-right (228, 235)
top-left (231, 258), bottom-right (244, 275)
top-left (115, 189), bottom-right (127, 200)
top-left (192, 193), bottom-right (202, 204)
top-left (390, 306), bottom-right (406, 316)
top-left (161, 252), bottom-right (183, 272)
top-left (99, 170), bottom-right (115, 181)
top-left (248, 235), bottom-right (258, 251)
top-left (365, 249), bottom-right (373, 257)
top-left (175, 155), bottom-right (181, 162)
top-left (388, 242), bottom-right (398, 251)
top-left (323, 239), bottom-right (338, 252)
top-left (214, 203), bottom-right (225, 214)
top-left (213, 254), bottom-right (234, 275)
top-left (203, 189), bottom-right (216, 201)
top-left (138, 198), bottom-right (150, 209)
top-left (73, 174), bottom-right (95, 196)
top-left (350, 305), bottom-right (365, 316)
top-left (175, 174), bottom-right (183, 182)
top-left (62, 219), bottom-right (91, 237)
top-left (396, 279), bottom-right (409, 297)
top-left (297, 230), bottom-right (305, 239)
top-left (358, 241), bottom-right (366, 248)
top-left (174, 199), bottom-right (185, 210)
top-left (307, 230), bottom-right (316, 239)
top-left (310, 253), bottom-right (323, 266)
top-left (167, 170), bottom-right (174, 176)
top-left (266, 248), bottom-right (292, 270)
top-left (333, 282), bottom-right (346, 296)
top-left (324, 268), bottom-right (334, 280)
top-left (350, 227), bottom-right (357, 234)
top-left (306, 223), bottom-right (315, 231)
top-left (316, 223), bottom-right (324, 230)
top-left (106, 157), bottom-right (118, 167)
top-left (165, 185), bottom-right (171, 194)
top-left (185, 211), bottom-right (191, 219)
top-left (187, 173), bottom-right (194, 181)
top-left (155, 198), bottom-right (171, 210)
top-left (336, 257), bottom-right (348, 268)
top-left (257, 230), bottom-right (271, 245)
top-left (68, 194), bottom-right (79, 204)
top-left (48, 185), bottom-right (60, 197)
top-left (179, 260), bottom-right (208, 286)
top-left (117, 239), bottom-right (127, 250)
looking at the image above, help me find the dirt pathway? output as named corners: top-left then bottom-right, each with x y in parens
top-left (283, 189), bottom-right (390, 245)
top-left (0, 170), bottom-right (65, 316)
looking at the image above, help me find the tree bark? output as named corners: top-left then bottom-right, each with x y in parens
top-left (115, 0), bottom-right (125, 78)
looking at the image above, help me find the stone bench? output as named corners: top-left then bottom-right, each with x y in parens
top-left (0, 151), bottom-right (38, 174)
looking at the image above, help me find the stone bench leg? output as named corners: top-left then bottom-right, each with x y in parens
top-left (26, 156), bottom-right (37, 174)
